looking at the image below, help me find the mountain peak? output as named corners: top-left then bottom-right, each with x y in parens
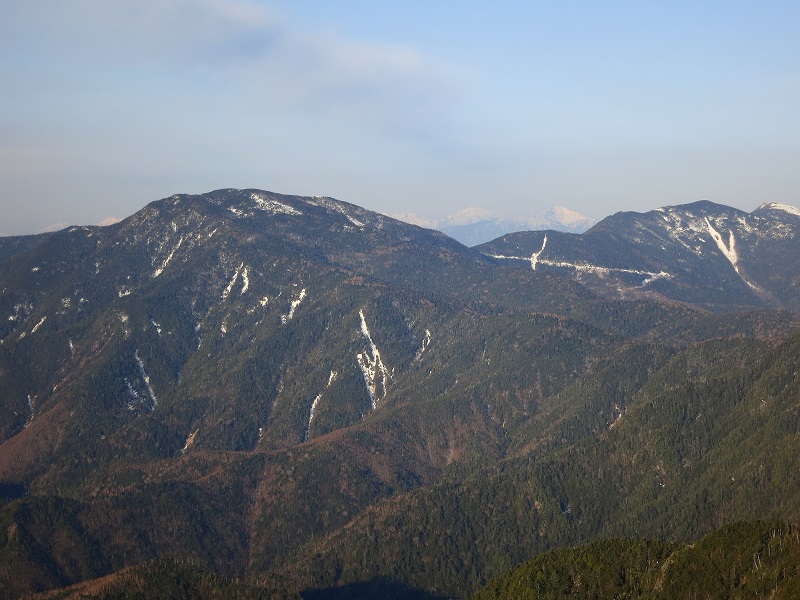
top-left (390, 205), bottom-right (595, 246)
top-left (753, 202), bottom-right (800, 218)
top-left (436, 207), bottom-right (497, 227)
top-left (480, 198), bottom-right (800, 312)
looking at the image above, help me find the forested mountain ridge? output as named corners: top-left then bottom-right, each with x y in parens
top-left (1, 189), bottom-right (799, 599)
top-left (471, 521), bottom-right (800, 599)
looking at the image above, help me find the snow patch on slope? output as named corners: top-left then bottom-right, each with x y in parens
top-left (356, 310), bottom-right (390, 410)
top-left (306, 196), bottom-right (366, 227)
top-left (250, 193), bottom-right (303, 216)
top-left (531, 235), bottom-right (547, 270)
top-left (758, 202), bottom-right (800, 218)
top-left (30, 316), bottom-right (47, 334)
top-left (704, 217), bottom-right (761, 291)
top-left (415, 329), bottom-right (432, 361)
top-left (154, 235), bottom-right (184, 277)
top-left (240, 267), bottom-right (250, 294)
top-left (181, 429), bottom-right (199, 454)
top-left (487, 252), bottom-right (671, 287)
top-left (704, 218), bottom-right (739, 271)
top-left (134, 349), bottom-right (157, 409)
top-left (222, 263), bottom-right (244, 300)
top-left (23, 395), bottom-right (34, 429)
top-left (281, 288), bottom-right (307, 324)
top-left (305, 370), bottom-right (337, 442)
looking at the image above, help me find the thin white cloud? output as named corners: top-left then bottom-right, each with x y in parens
top-left (0, 0), bottom-right (469, 235)
top-left (4, 0), bottom-right (462, 130)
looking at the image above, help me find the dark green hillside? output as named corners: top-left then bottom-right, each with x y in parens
top-left (472, 521), bottom-right (800, 599)
top-left (267, 331), bottom-right (800, 598)
top-left (0, 233), bottom-right (54, 263)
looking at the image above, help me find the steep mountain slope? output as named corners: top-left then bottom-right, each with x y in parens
top-left (1, 189), bottom-right (799, 599)
top-left (267, 332), bottom-right (800, 597)
top-left (479, 200), bottom-right (800, 312)
top-left (0, 189), bottom-right (597, 477)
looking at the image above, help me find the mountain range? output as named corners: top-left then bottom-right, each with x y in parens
top-left (1, 189), bottom-right (800, 599)
top-left (391, 205), bottom-right (596, 246)
top-left (479, 201), bottom-right (800, 312)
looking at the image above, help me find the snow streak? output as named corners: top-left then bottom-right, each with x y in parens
top-left (544, 260), bottom-right (671, 287)
top-left (356, 310), bottom-right (389, 410)
top-left (281, 288), bottom-right (307, 324)
top-left (134, 349), bottom-right (157, 409)
top-left (222, 263), bottom-right (244, 300)
top-left (487, 252), bottom-right (671, 287)
top-left (23, 395), bottom-right (34, 429)
top-left (240, 267), bottom-right (250, 294)
top-left (181, 429), bottom-right (199, 454)
top-left (531, 235), bottom-right (547, 270)
top-left (153, 235), bottom-right (184, 277)
top-left (415, 329), bottom-right (432, 361)
top-left (704, 217), bottom-right (760, 291)
top-left (704, 218), bottom-right (740, 272)
top-left (30, 316), bottom-right (47, 334)
top-left (305, 370), bottom-right (337, 442)
top-left (306, 196), bottom-right (365, 227)
top-left (250, 193), bottom-right (303, 216)
top-left (125, 380), bottom-right (142, 411)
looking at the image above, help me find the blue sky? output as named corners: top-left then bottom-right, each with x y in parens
top-left (2, 1), bottom-right (800, 235)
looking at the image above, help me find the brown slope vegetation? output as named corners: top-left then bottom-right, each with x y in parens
top-left (23, 557), bottom-right (300, 600)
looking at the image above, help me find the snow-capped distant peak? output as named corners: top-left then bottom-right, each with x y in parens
top-left (392, 205), bottom-right (594, 245)
top-left (389, 212), bottom-right (436, 228)
top-left (436, 207), bottom-right (497, 228)
top-left (545, 206), bottom-right (595, 228)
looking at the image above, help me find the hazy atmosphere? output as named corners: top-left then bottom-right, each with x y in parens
top-left (2, 0), bottom-right (799, 236)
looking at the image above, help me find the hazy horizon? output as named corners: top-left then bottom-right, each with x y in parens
top-left (3, 1), bottom-right (800, 236)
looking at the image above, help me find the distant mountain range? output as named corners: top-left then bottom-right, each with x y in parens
top-left (392, 205), bottom-right (596, 246)
top-left (1, 189), bottom-right (800, 599)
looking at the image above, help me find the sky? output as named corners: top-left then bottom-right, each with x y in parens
top-left (2, 1), bottom-right (800, 236)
